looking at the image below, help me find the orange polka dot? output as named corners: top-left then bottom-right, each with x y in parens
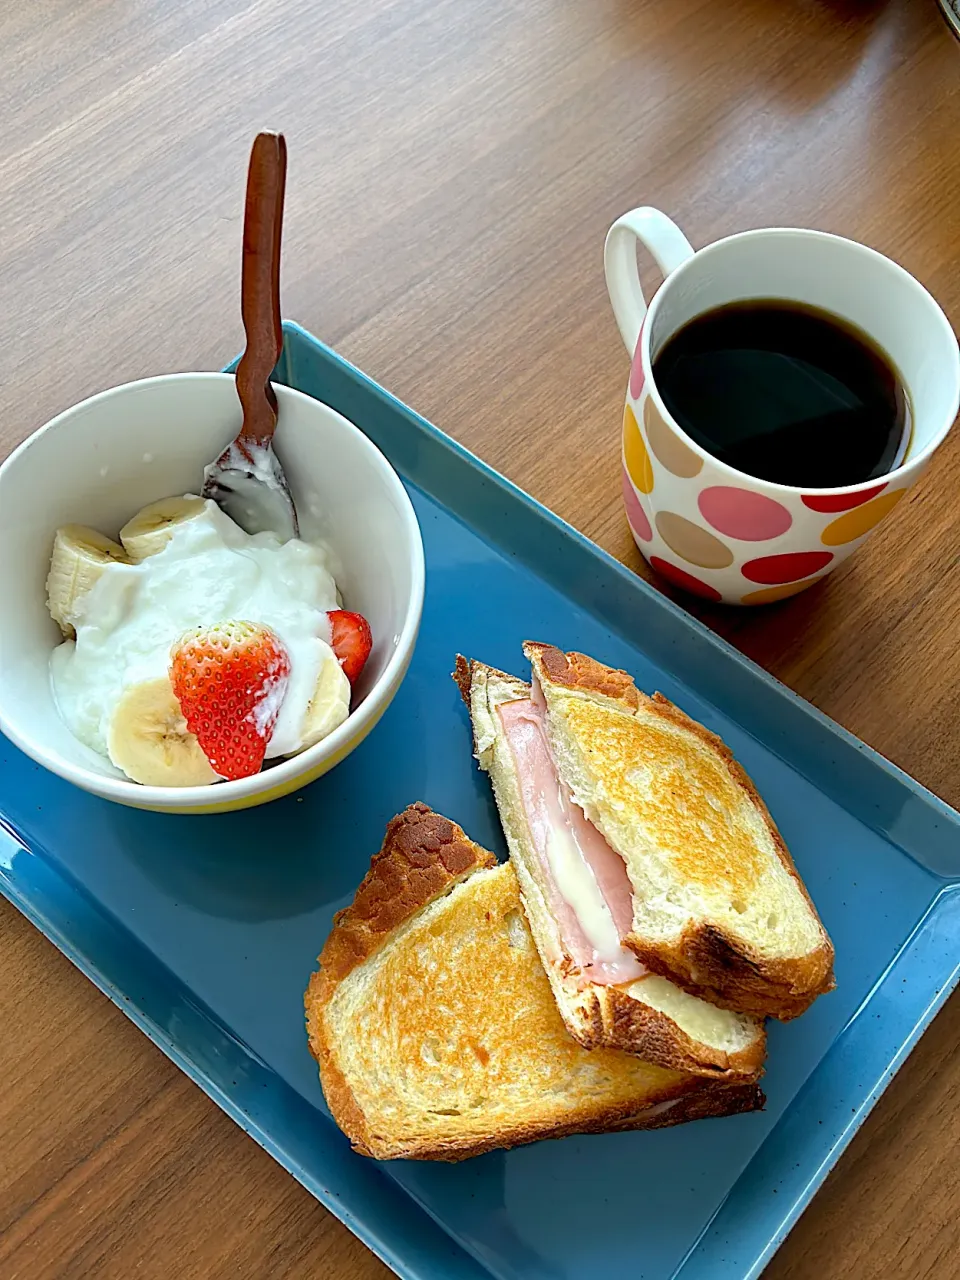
top-left (740, 579), bottom-right (823, 605)
top-left (820, 489), bottom-right (906, 546)
top-left (623, 404), bottom-right (654, 494)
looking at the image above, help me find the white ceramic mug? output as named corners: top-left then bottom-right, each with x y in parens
top-left (605, 208), bottom-right (960, 604)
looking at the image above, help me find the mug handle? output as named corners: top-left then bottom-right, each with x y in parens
top-left (604, 208), bottom-right (696, 355)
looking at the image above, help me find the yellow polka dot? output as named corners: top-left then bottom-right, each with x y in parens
top-left (623, 403), bottom-right (654, 494)
top-left (740, 579), bottom-right (821, 605)
top-left (820, 489), bottom-right (906, 546)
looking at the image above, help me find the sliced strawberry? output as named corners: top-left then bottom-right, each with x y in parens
top-left (170, 620), bottom-right (290, 781)
top-left (328, 610), bottom-right (372, 684)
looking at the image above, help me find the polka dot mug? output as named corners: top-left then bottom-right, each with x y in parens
top-left (605, 208), bottom-right (960, 605)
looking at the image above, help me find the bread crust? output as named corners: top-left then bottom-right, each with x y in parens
top-left (453, 652), bottom-right (521, 740)
top-left (594, 983), bottom-right (767, 1078)
top-left (313, 802), bottom-right (495, 994)
top-left (305, 803), bottom-right (497, 1158)
top-left (527, 642), bottom-right (640, 709)
top-left (351, 1078), bottom-right (764, 1162)
top-left (626, 924), bottom-right (832, 1020)
top-left (456, 657), bottom-right (767, 1079)
top-left (452, 651), bottom-right (474, 706)
top-left (524, 643), bottom-right (835, 1020)
top-left (605, 1080), bottom-right (764, 1133)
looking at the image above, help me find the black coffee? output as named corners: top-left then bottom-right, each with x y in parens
top-left (652, 300), bottom-right (910, 488)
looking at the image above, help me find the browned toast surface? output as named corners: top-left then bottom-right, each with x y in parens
top-left (306, 804), bottom-right (764, 1160)
top-left (525, 643), bottom-right (835, 1019)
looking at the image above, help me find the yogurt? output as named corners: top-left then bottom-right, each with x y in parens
top-left (51, 498), bottom-right (346, 762)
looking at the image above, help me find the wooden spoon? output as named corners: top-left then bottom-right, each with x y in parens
top-left (203, 131), bottom-right (299, 539)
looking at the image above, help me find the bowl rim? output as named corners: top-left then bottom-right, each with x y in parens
top-left (0, 372), bottom-right (425, 810)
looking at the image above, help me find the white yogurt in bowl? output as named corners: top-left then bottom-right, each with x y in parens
top-left (0, 372), bottom-right (424, 813)
top-left (51, 498), bottom-right (347, 763)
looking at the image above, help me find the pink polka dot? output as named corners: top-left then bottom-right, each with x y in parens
top-left (741, 551), bottom-right (834, 584)
top-left (649, 556), bottom-right (723, 601)
top-left (629, 320), bottom-right (646, 400)
top-left (698, 487), bottom-right (793, 540)
top-left (801, 483), bottom-right (887, 513)
top-left (622, 467), bottom-right (652, 541)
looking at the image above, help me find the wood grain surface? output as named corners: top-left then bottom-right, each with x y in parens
top-left (1, 1), bottom-right (958, 1276)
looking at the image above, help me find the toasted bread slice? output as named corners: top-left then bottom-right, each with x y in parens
top-left (524, 643), bottom-right (835, 1019)
top-left (456, 658), bottom-right (766, 1080)
top-left (305, 803), bottom-right (764, 1161)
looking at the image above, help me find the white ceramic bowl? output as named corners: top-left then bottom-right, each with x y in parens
top-left (0, 373), bottom-right (424, 813)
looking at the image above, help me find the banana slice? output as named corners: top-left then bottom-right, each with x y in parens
top-left (108, 677), bottom-right (220, 787)
top-left (46, 525), bottom-right (131, 637)
top-left (296, 653), bottom-right (351, 752)
top-left (119, 495), bottom-right (207, 562)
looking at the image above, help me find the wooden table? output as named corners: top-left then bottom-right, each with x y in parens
top-left (1, 1), bottom-right (958, 1276)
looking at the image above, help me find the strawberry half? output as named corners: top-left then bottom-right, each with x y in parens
top-left (170, 620), bottom-right (290, 781)
top-left (328, 610), bottom-right (372, 684)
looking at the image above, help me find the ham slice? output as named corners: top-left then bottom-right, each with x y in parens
top-left (498, 694), bottom-right (644, 987)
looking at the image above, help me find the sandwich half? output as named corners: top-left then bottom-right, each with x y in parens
top-left (456, 657), bottom-right (767, 1080)
top-left (305, 802), bottom-right (764, 1161)
top-left (493, 642), bottom-right (833, 1020)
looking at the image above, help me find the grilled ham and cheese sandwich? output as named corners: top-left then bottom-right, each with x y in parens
top-left (461, 643), bottom-right (834, 1026)
top-left (456, 656), bottom-right (767, 1080)
top-left (305, 803), bottom-right (764, 1161)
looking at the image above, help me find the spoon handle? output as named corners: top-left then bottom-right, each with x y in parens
top-left (235, 131), bottom-right (286, 446)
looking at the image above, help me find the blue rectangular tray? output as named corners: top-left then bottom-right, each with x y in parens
top-left (2, 321), bottom-right (959, 1280)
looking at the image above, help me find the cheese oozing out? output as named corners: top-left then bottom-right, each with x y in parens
top-left (498, 687), bottom-right (643, 987)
